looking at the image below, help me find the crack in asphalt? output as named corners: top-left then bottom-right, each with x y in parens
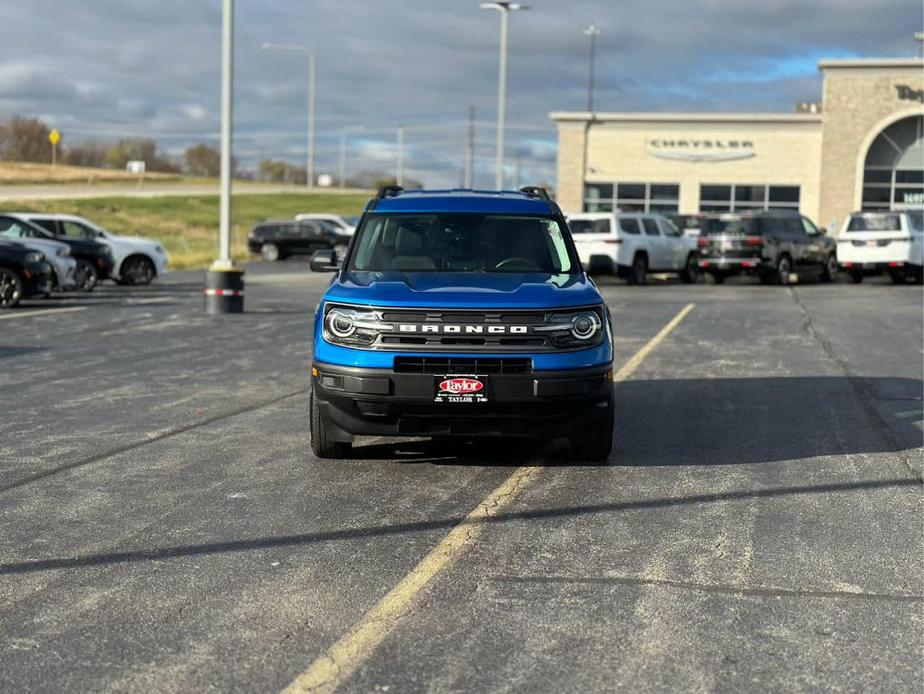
top-left (789, 287), bottom-right (923, 481)
top-left (0, 387), bottom-right (308, 495)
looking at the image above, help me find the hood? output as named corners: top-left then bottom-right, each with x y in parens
top-left (0, 236), bottom-right (69, 255)
top-left (325, 271), bottom-right (603, 309)
top-left (110, 234), bottom-right (161, 247)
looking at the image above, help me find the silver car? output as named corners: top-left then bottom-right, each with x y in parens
top-left (0, 218), bottom-right (78, 291)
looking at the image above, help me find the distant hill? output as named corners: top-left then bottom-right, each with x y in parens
top-left (0, 162), bottom-right (182, 185)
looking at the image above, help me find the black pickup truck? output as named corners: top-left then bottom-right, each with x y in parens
top-left (697, 211), bottom-right (838, 285)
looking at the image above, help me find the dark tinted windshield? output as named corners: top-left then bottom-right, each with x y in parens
top-left (847, 214), bottom-right (902, 232)
top-left (349, 213), bottom-right (575, 273)
top-left (701, 217), bottom-right (759, 235)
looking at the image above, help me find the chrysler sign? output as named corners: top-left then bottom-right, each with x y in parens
top-left (647, 138), bottom-right (756, 162)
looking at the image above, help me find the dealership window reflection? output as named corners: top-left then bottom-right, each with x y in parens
top-left (583, 182), bottom-right (680, 213)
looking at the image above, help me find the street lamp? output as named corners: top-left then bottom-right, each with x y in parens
top-left (480, 2), bottom-right (528, 190)
top-left (583, 24), bottom-right (600, 113)
top-left (396, 124), bottom-right (405, 186)
top-left (261, 42), bottom-right (316, 188)
top-left (339, 125), bottom-right (364, 189)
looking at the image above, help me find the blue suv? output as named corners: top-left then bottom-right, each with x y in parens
top-left (308, 186), bottom-right (614, 460)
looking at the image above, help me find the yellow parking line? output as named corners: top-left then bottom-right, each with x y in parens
top-left (0, 306), bottom-right (87, 321)
top-left (281, 302), bottom-right (696, 694)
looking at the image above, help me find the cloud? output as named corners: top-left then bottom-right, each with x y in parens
top-left (0, 0), bottom-right (920, 186)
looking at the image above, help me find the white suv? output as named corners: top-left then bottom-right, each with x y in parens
top-left (567, 212), bottom-right (699, 284)
top-left (21, 213), bottom-right (169, 285)
top-left (293, 213), bottom-right (358, 235)
top-left (837, 210), bottom-right (923, 284)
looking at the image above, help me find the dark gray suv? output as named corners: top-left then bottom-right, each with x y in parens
top-left (697, 211), bottom-right (838, 285)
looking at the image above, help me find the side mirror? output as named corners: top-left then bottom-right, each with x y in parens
top-left (310, 249), bottom-right (340, 272)
top-left (819, 227), bottom-right (828, 235)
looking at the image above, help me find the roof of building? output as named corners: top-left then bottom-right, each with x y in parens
top-left (549, 112), bottom-right (823, 124)
top-left (369, 189), bottom-right (556, 215)
top-left (818, 58), bottom-right (924, 70)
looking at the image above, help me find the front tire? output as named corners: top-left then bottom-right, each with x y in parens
top-left (820, 254), bottom-right (838, 283)
top-left (627, 254), bottom-right (648, 285)
top-left (261, 243), bottom-right (281, 262)
top-left (570, 391), bottom-right (614, 462)
top-left (889, 269), bottom-right (907, 284)
top-left (0, 268), bottom-right (24, 308)
top-left (75, 259), bottom-right (98, 292)
top-left (119, 256), bottom-right (156, 285)
top-left (309, 390), bottom-right (351, 459)
top-left (849, 271), bottom-right (864, 284)
top-left (711, 272), bottom-right (726, 285)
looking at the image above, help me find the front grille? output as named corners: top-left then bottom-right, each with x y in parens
top-left (394, 356), bottom-right (532, 375)
top-left (370, 307), bottom-right (601, 352)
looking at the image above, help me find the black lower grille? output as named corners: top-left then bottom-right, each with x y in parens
top-left (393, 356), bottom-right (532, 375)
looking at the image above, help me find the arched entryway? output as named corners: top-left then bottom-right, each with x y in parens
top-left (861, 115), bottom-right (924, 210)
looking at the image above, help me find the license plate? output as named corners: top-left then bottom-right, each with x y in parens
top-left (721, 240), bottom-right (733, 251)
top-left (434, 375), bottom-right (489, 403)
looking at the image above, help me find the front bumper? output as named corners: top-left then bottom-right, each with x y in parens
top-left (23, 261), bottom-right (53, 297)
top-left (312, 361), bottom-right (613, 439)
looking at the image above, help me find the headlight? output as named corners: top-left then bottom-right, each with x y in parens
top-left (323, 306), bottom-right (394, 347)
top-left (56, 246), bottom-right (71, 258)
top-left (534, 308), bottom-right (605, 348)
top-left (25, 252), bottom-right (45, 264)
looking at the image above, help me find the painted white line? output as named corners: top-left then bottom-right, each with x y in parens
top-left (0, 306), bottom-right (87, 321)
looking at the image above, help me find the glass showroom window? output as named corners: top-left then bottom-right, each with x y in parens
top-left (699, 184), bottom-right (800, 212)
top-left (583, 182), bottom-right (679, 213)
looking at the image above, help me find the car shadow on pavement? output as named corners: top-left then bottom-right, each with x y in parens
top-left (1, 475), bottom-right (919, 577)
top-left (614, 376), bottom-right (922, 466)
top-left (348, 436), bottom-right (576, 467)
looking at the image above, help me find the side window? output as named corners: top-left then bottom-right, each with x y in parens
top-left (801, 217), bottom-right (820, 236)
top-left (0, 219), bottom-right (35, 238)
top-left (659, 218), bottom-right (681, 237)
top-left (642, 218), bottom-right (660, 236)
top-left (618, 218), bottom-right (640, 235)
top-left (32, 218), bottom-right (59, 235)
top-left (62, 221), bottom-right (93, 239)
top-left (759, 217), bottom-right (786, 236)
top-left (783, 217), bottom-right (804, 237)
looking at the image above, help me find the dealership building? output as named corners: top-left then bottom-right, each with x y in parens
top-left (551, 58), bottom-right (924, 229)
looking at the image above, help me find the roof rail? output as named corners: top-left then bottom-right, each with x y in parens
top-left (519, 186), bottom-right (551, 202)
top-left (375, 185), bottom-right (404, 200)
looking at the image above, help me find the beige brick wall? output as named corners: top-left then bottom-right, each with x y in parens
top-left (818, 65), bottom-right (924, 230)
top-left (555, 121), bottom-right (587, 212)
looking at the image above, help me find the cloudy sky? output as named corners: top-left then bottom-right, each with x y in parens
top-left (2, 0), bottom-right (921, 186)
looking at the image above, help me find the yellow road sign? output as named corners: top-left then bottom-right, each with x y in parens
top-left (48, 129), bottom-right (60, 145)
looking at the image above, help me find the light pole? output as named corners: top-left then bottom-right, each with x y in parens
top-left (480, 2), bottom-right (528, 190)
top-left (261, 42), bottom-right (316, 188)
top-left (339, 125), bottom-right (364, 188)
top-left (583, 24), bottom-right (600, 113)
top-left (206, 0), bottom-right (244, 314)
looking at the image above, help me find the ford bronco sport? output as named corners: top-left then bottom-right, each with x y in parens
top-left (308, 186), bottom-right (615, 461)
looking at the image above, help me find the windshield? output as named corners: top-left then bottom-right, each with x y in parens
top-left (847, 214), bottom-right (902, 232)
top-left (349, 213), bottom-right (576, 274)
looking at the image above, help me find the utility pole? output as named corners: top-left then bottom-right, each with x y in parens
top-left (584, 24), bottom-right (600, 113)
top-left (261, 43), bottom-right (316, 188)
top-left (396, 125), bottom-right (405, 186)
top-left (464, 106), bottom-right (476, 188)
top-left (915, 32), bottom-right (924, 57)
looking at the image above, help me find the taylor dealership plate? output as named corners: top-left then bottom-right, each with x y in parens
top-left (434, 375), bottom-right (489, 404)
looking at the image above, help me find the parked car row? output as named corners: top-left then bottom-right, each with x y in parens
top-left (0, 213), bottom-right (168, 308)
top-left (567, 208), bottom-right (923, 286)
top-left (248, 213), bottom-right (356, 262)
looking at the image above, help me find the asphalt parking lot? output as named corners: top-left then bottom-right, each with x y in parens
top-left (1, 264), bottom-right (921, 692)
